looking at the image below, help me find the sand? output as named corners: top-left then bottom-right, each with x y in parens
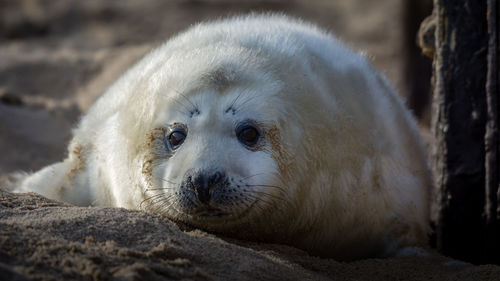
top-left (2, 1), bottom-right (499, 280)
top-left (3, 190), bottom-right (500, 281)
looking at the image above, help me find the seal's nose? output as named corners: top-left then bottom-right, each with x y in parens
top-left (189, 171), bottom-right (225, 204)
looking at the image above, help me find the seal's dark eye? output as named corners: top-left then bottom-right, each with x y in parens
top-left (236, 124), bottom-right (260, 147)
top-left (167, 129), bottom-right (186, 150)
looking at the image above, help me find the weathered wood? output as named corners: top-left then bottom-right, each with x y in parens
top-left (430, 0), bottom-right (489, 263)
top-left (484, 0), bottom-right (500, 264)
top-left (424, 0), bottom-right (500, 264)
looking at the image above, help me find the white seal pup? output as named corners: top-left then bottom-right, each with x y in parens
top-left (10, 14), bottom-right (431, 260)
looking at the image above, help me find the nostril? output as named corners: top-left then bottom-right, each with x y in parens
top-left (184, 171), bottom-right (226, 205)
top-left (210, 171), bottom-right (223, 185)
top-left (185, 175), bottom-right (194, 190)
top-left (191, 173), bottom-right (209, 204)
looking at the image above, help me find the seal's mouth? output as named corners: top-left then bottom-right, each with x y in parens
top-left (188, 195), bottom-right (260, 223)
top-left (171, 196), bottom-right (259, 225)
top-left (194, 206), bottom-right (230, 218)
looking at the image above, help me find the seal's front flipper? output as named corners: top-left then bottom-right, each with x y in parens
top-left (11, 142), bottom-right (92, 206)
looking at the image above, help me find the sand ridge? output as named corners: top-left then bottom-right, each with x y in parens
top-left (2, 191), bottom-right (500, 280)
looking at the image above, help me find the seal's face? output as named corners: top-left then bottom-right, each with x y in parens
top-left (140, 65), bottom-right (291, 230)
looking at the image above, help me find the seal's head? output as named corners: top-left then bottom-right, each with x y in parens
top-left (136, 53), bottom-right (299, 236)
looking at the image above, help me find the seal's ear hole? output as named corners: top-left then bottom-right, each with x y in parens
top-left (236, 121), bottom-right (261, 148)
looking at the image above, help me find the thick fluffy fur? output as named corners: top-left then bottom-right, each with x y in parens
top-left (12, 14), bottom-right (431, 260)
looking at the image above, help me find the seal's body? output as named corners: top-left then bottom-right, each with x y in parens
top-left (12, 14), bottom-right (430, 260)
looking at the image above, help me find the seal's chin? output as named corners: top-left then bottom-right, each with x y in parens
top-left (178, 203), bottom-right (253, 222)
top-left (170, 194), bottom-right (259, 226)
top-left (193, 206), bottom-right (231, 218)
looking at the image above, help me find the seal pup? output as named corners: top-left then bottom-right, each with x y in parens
top-left (10, 14), bottom-right (431, 260)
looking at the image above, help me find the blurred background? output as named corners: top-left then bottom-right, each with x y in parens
top-left (0, 0), bottom-right (432, 174)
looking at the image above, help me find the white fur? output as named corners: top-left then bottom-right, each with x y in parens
top-left (11, 14), bottom-right (431, 260)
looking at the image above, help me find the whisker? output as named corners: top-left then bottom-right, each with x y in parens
top-left (240, 172), bottom-right (281, 185)
top-left (228, 91), bottom-right (245, 112)
top-left (153, 193), bottom-right (177, 203)
top-left (146, 193), bottom-right (170, 202)
top-left (250, 190), bottom-right (288, 203)
top-left (161, 178), bottom-right (179, 185)
top-left (239, 172), bottom-right (283, 183)
top-left (178, 92), bottom-right (199, 113)
top-left (250, 191), bottom-right (294, 211)
top-left (240, 173), bottom-right (266, 181)
top-left (245, 184), bottom-right (288, 195)
top-left (155, 195), bottom-right (182, 214)
top-left (166, 92), bottom-right (194, 116)
top-left (140, 193), bottom-right (168, 209)
top-left (145, 187), bottom-right (176, 192)
top-left (141, 191), bottom-right (176, 206)
top-left (145, 191), bottom-right (168, 198)
top-left (238, 197), bottom-right (253, 210)
top-left (150, 194), bottom-right (177, 213)
top-left (235, 92), bottom-right (266, 111)
top-left (253, 200), bottom-right (267, 214)
top-left (170, 98), bottom-right (191, 115)
top-left (245, 193), bottom-right (287, 217)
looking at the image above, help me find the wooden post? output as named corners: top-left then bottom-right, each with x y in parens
top-left (484, 0), bottom-right (500, 264)
top-left (422, 0), bottom-right (499, 264)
